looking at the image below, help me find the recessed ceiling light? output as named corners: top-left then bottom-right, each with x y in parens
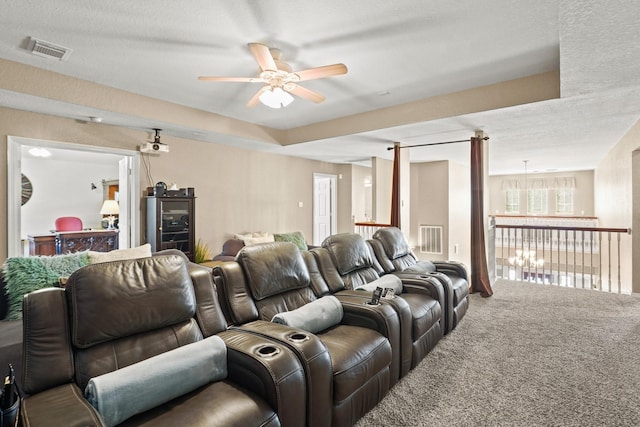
top-left (28, 147), bottom-right (51, 158)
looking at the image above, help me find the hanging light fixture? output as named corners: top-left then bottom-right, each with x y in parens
top-left (259, 86), bottom-right (294, 109)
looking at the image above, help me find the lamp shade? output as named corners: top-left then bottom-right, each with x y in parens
top-left (259, 86), bottom-right (294, 109)
top-left (100, 199), bottom-right (120, 215)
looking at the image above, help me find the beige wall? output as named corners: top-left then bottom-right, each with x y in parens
top-left (488, 170), bottom-right (595, 217)
top-left (351, 164), bottom-right (372, 223)
top-left (408, 160), bottom-right (470, 266)
top-left (0, 107), bottom-right (346, 263)
top-left (372, 157), bottom-right (393, 224)
top-left (448, 161), bottom-right (471, 267)
top-left (409, 161), bottom-right (450, 261)
top-left (594, 118), bottom-right (640, 293)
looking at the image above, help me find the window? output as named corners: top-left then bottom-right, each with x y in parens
top-left (556, 188), bottom-right (574, 214)
top-left (527, 189), bottom-right (547, 214)
top-left (505, 189), bottom-right (520, 214)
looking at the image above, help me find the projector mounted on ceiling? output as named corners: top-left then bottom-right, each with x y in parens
top-left (139, 129), bottom-right (169, 154)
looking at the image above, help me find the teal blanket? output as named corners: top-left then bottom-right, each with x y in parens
top-left (3, 252), bottom-right (90, 320)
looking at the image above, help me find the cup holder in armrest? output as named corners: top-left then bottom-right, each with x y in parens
top-left (287, 332), bottom-right (310, 343)
top-left (256, 345), bottom-right (281, 357)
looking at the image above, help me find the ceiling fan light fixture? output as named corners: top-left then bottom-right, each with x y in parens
top-left (259, 86), bottom-right (294, 109)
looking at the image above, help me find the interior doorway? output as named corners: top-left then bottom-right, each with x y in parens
top-left (313, 173), bottom-right (337, 245)
top-left (7, 136), bottom-right (140, 257)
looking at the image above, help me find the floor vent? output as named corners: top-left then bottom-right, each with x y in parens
top-left (28, 37), bottom-right (72, 61)
top-left (419, 225), bottom-right (443, 254)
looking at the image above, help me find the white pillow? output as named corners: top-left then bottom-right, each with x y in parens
top-left (85, 336), bottom-right (227, 427)
top-left (243, 234), bottom-right (275, 246)
top-left (234, 231), bottom-right (275, 246)
top-left (88, 244), bottom-right (152, 264)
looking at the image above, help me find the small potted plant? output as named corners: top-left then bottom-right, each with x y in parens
top-left (194, 239), bottom-right (212, 264)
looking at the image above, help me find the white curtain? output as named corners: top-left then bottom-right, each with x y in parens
top-left (502, 176), bottom-right (576, 190)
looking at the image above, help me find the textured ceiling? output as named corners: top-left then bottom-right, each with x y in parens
top-left (1, 0), bottom-right (640, 175)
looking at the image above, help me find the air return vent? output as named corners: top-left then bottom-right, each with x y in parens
top-left (419, 225), bottom-right (443, 254)
top-left (28, 37), bottom-right (72, 61)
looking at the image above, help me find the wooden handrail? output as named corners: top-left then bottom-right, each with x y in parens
top-left (494, 224), bottom-right (630, 234)
top-left (354, 222), bottom-right (392, 227)
top-left (490, 214), bottom-right (599, 220)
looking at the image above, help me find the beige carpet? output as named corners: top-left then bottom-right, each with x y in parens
top-left (355, 279), bottom-right (640, 427)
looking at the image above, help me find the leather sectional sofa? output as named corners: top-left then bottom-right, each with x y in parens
top-left (19, 253), bottom-right (305, 427)
top-left (16, 230), bottom-right (470, 426)
top-left (368, 227), bottom-right (470, 334)
top-left (213, 242), bottom-right (399, 427)
top-left (311, 233), bottom-right (444, 374)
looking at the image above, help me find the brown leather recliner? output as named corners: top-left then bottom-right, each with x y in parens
top-left (213, 241), bottom-right (398, 427)
top-left (311, 233), bottom-right (444, 376)
top-left (20, 255), bottom-right (307, 427)
top-left (369, 226), bottom-right (470, 334)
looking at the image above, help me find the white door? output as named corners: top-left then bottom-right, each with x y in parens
top-left (313, 173), bottom-right (337, 245)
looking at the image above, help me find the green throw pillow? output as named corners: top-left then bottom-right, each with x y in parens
top-left (3, 252), bottom-right (90, 320)
top-left (274, 232), bottom-right (308, 251)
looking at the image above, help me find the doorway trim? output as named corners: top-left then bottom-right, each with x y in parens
top-left (7, 136), bottom-right (141, 257)
top-left (312, 173), bottom-right (337, 245)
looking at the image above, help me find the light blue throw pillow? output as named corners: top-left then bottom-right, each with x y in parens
top-left (272, 295), bottom-right (343, 333)
top-left (85, 335), bottom-right (227, 427)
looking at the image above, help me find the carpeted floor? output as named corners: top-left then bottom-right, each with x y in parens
top-left (355, 279), bottom-right (640, 427)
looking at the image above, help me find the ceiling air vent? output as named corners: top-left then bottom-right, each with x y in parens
top-left (28, 37), bottom-right (72, 61)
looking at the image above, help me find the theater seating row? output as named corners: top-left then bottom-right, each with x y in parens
top-left (18, 227), bottom-right (468, 426)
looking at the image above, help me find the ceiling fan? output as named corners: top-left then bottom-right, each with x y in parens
top-left (198, 43), bottom-right (348, 108)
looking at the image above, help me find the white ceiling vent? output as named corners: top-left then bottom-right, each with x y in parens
top-left (28, 37), bottom-right (72, 61)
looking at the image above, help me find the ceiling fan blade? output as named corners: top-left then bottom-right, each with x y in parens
top-left (248, 43), bottom-right (277, 71)
top-left (247, 86), bottom-right (268, 108)
top-left (198, 76), bottom-right (262, 82)
top-left (294, 63), bottom-right (348, 82)
top-left (287, 84), bottom-right (325, 103)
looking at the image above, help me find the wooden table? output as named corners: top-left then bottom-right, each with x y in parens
top-left (28, 230), bottom-right (119, 256)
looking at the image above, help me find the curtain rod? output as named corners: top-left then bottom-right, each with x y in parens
top-left (386, 136), bottom-right (489, 150)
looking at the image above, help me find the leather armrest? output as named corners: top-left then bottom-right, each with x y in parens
top-left (394, 272), bottom-right (446, 301)
top-left (217, 329), bottom-right (306, 427)
top-left (230, 320), bottom-right (333, 427)
top-left (394, 272), bottom-right (449, 335)
top-left (433, 261), bottom-right (469, 281)
top-left (21, 383), bottom-right (104, 427)
top-left (331, 291), bottom-right (403, 385)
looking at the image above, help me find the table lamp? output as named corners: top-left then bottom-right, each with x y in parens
top-left (100, 199), bottom-right (119, 229)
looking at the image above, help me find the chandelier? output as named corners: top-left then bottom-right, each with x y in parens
top-left (509, 250), bottom-right (544, 268)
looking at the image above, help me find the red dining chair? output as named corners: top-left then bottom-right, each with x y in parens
top-left (55, 216), bottom-right (83, 232)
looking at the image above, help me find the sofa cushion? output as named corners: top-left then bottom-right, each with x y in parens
top-left (3, 252), bottom-right (90, 320)
top-left (85, 335), bottom-right (227, 427)
top-left (238, 242), bottom-right (310, 300)
top-left (274, 231), bottom-right (308, 251)
top-left (322, 233), bottom-right (374, 275)
top-left (373, 227), bottom-right (411, 260)
top-left (87, 243), bottom-right (151, 264)
top-left (67, 255), bottom-right (196, 348)
top-left (222, 239), bottom-right (245, 256)
top-left (272, 295), bottom-right (343, 333)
